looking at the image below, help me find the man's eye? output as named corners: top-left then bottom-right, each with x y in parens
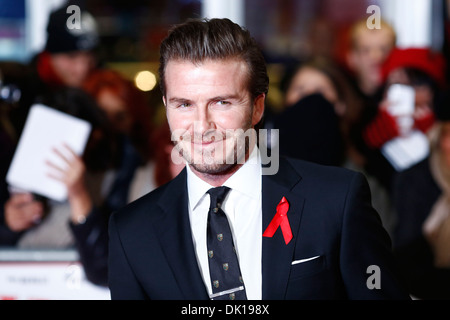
top-left (216, 100), bottom-right (230, 106)
top-left (179, 103), bottom-right (191, 108)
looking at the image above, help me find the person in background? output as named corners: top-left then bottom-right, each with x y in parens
top-left (345, 18), bottom-right (396, 103)
top-left (284, 59), bottom-right (351, 118)
top-left (41, 68), bottom-right (159, 286)
top-left (281, 58), bottom-right (363, 167)
top-left (0, 6), bottom-right (128, 287)
top-left (0, 5), bottom-right (100, 244)
top-left (356, 48), bottom-right (445, 191)
top-left (0, 66), bottom-right (24, 234)
top-left (9, 6), bottom-right (99, 137)
top-left (82, 69), bottom-right (156, 203)
top-left (344, 18), bottom-right (396, 172)
top-left (1, 89), bottom-right (114, 250)
top-left (392, 92), bottom-right (450, 299)
top-left (273, 93), bottom-right (344, 167)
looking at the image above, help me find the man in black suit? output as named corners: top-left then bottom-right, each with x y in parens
top-left (108, 18), bottom-right (410, 300)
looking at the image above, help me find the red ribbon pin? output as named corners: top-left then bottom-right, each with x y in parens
top-left (263, 196), bottom-right (293, 245)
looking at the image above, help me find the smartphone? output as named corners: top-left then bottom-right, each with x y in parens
top-left (386, 84), bottom-right (415, 136)
top-left (386, 84), bottom-right (415, 116)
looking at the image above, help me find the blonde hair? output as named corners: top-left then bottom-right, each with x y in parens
top-left (349, 18), bottom-right (396, 50)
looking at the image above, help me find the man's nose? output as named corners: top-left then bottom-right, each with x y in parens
top-left (194, 106), bottom-right (214, 136)
top-left (370, 49), bottom-right (385, 65)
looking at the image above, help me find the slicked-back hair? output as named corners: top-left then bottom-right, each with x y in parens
top-left (158, 18), bottom-right (269, 101)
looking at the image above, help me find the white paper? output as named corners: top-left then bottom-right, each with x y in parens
top-left (6, 104), bottom-right (92, 202)
top-left (381, 130), bottom-right (429, 171)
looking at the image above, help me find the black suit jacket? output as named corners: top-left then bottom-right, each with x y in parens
top-left (108, 157), bottom-right (410, 299)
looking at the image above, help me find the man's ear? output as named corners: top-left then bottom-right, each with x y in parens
top-left (162, 96), bottom-right (167, 107)
top-left (252, 93), bottom-right (265, 126)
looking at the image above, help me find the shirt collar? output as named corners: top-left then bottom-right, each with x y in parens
top-left (186, 146), bottom-right (262, 211)
top-left (222, 145), bottom-right (261, 200)
top-left (186, 164), bottom-right (215, 212)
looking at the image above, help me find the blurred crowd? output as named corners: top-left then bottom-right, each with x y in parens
top-left (0, 6), bottom-right (450, 299)
top-left (269, 17), bottom-right (450, 299)
top-left (0, 7), bottom-right (183, 287)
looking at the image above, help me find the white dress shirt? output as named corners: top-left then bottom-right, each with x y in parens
top-left (186, 146), bottom-right (262, 300)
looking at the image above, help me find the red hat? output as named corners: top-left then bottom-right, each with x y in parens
top-left (381, 47), bottom-right (446, 87)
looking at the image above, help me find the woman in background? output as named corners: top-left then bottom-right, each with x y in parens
top-left (278, 57), bottom-right (363, 167)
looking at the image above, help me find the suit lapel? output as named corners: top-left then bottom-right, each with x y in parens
top-left (262, 158), bottom-right (305, 299)
top-left (154, 169), bottom-right (209, 300)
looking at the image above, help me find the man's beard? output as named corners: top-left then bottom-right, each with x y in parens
top-left (171, 124), bottom-right (256, 175)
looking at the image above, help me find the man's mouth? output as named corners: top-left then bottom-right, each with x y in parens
top-left (189, 134), bottom-right (225, 146)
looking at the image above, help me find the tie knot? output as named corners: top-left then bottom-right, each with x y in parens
top-left (207, 186), bottom-right (230, 210)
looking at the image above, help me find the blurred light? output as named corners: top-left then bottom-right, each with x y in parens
top-left (134, 70), bottom-right (157, 92)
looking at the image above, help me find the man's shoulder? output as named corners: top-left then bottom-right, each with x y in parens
top-left (264, 157), bottom-right (362, 206)
top-left (281, 156), bottom-right (360, 183)
top-left (277, 156), bottom-right (368, 201)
